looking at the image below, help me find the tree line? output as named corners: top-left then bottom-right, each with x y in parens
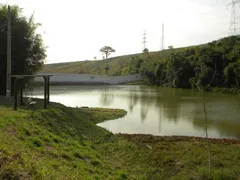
top-left (128, 36), bottom-right (240, 91)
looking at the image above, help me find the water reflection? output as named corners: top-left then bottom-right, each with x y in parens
top-left (191, 102), bottom-right (240, 139)
top-left (100, 88), bottom-right (114, 106)
top-left (98, 86), bottom-right (240, 139)
top-left (128, 89), bottom-right (139, 113)
top-left (159, 90), bottom-right (181, 124)
top-left (126, 87), bottom-right (182, 124)
top-left (29, 85), bottom-right (240, 139)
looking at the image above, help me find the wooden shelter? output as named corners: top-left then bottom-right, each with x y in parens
top-left (11, 74), bottom-right (52, 110)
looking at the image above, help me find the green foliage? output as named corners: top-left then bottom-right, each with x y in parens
top-left (143, 48), bottom-right (149, 53)
top-left (76, 108), bottom-right (127, 124)
top-left (139, 36), bottom-right (240, 90)
top-left (105, 65), bottom-right (110, 75)
top-left (117, 170), bottom-right (128, 180)
top-left (0, 4), bottom-right (46, 95)
top-left (100, 46), bottom-right (116, 59)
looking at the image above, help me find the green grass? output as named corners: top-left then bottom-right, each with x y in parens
top-left (76, 108), bottom-right (127, 124)
top-left (0, 100), bottom-right (127, 179)
top-left (41, 48), bottom-right (188, 75)
top-left (0, 99), bottom-right (240, 179)
top-left (106, 135), bottom-right (240, 180)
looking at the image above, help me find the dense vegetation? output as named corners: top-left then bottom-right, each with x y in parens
top-left (0, 100), bottom-right (240, 179)
top-left (0, 4), bottom-right (46, 95)
top-left (130, 36), bottom-right (240, 91)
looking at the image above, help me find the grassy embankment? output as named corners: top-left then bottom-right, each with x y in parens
top-left (0, 99), bottom-right (240, 179)
top-left (40, 48), bottom-right (187, 76)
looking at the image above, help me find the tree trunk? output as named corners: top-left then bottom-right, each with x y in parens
top-left (105, 52), bottom-right (108, 59)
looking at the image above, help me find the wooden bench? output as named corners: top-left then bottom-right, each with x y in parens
top-left (28, 97), bottom-right (37, 109)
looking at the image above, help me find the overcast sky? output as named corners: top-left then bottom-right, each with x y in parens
top-left (2, 0), bottom-right (237, 64)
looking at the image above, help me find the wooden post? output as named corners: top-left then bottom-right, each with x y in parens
top-left (13, 78), bottom-right (18, 110)
top-left (20, 78), bottom-right (24, 105)
top-left (44, 76), bottom-right (47, 109)
top-left (6, 5), bottom-right (12, 104)
top-left (47, 77), bottom-right (50, 104)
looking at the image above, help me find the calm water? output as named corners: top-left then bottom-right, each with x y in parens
top-left (28, 85), bottom-right (240, 139)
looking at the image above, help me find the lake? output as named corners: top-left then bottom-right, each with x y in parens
top-left (28, 85), bottom-right (240, 139)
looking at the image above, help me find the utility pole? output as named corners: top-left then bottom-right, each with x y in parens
top-left (142, 30), bottom-right (147, 51)
top-left (161, 23), bottom-right (165, 50)
top-left (227, 0), bottom-right (240, 36)
top-left (6, 5), bottom-right (12, 103)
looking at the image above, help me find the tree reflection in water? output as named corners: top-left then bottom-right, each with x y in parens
top-left (98, 85), bottom-right (240, 138)
top-left (99, 88), bottom-right (114, 106)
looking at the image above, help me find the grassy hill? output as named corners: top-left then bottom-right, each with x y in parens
top-left (41, 47), bottom-right (189, 76)
top-left (0, 99), bottom-right (240, 179)
top-left (0, 100), bottom-right (127, 179)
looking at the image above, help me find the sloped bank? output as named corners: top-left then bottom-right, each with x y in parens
top-left (0, 100), bottom-right (239, 180)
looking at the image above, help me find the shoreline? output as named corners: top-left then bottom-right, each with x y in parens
top-left (118, 134), bottom-right (240, 144)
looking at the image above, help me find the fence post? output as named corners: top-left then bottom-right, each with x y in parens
top-left (43, 76), bottom-right (47, 109)
top-left (13, 78), bottom-right (18, 110)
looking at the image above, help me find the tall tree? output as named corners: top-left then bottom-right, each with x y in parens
top-left (100, 46), bottom-right (115, 59)
top-left (0, 4), bottom-right (46, 95)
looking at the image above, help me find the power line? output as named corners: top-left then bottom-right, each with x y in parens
top-left (227, 0), bottom-right (240, 36)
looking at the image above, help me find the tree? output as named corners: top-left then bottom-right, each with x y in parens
top-left (100, 46), bottom-right (115, 59)
top-left (166, 52), bottom-right (194, 88)
top-left (143, 48), bottom-right (149, 53)
top-left (0, 5), bottom-right (46, 95)
top-left (104, 65), bottom-right (110, 75)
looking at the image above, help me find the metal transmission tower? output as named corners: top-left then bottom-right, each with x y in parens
top-left (161, 23), bottom-right (165, 50)
top-left (142, 30), bottom-right (147, 50)
top-left (228, 0), bottom-right (240, 36)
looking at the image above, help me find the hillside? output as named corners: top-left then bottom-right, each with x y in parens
top-left (41, 36), bottom-right (240, 93)
top-left (41, 47), bottom-right (188, 76)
